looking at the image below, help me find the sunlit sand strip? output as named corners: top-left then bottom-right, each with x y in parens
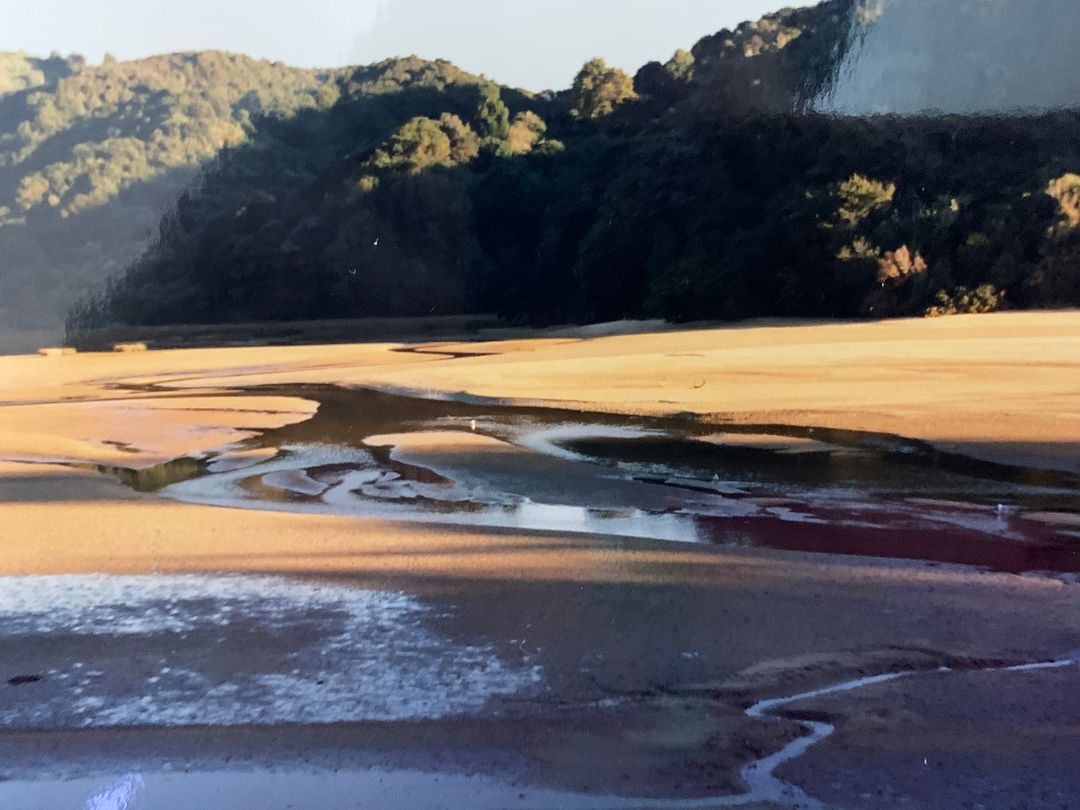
top-left (0, 395), bottom-right (317, 468)
top-left (514, 424), bottom-right (664, 463)
top-left (1023, 511), bottom-right (1080, 529)
top-left (206, 446), bottom-right (280, 473)
top-left (696, 433), bottom-right (851, 455)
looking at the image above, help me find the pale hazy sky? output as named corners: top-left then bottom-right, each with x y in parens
top-left (4, 1), bottom-right (803, 89)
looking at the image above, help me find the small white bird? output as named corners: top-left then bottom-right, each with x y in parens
top-left (470, 419), bottom-right (477, 432)
top-left (373, 237), bottom-right (380, 246)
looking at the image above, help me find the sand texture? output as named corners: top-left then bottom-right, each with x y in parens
top-left (2, 312), bottom-right (1080, 808)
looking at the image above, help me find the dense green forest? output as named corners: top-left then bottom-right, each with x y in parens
top-left (5, 0), bottom-right (1079, 341)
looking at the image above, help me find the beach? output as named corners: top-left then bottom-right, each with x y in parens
top-left (2, 311), bottom-right (1080, 808)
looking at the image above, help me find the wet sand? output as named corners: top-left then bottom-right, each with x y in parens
top-left (777, 663), bottom-right (1080, 809)
top-left (2, 313), bottom-right (1080, 807)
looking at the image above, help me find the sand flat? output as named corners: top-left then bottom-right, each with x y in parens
top-left (3, 313), bottom-right (1080, 805)
top-left (696, 432), bottom-right (850, 454)
top-left (3, 312), bottom-right (1080, 471)
top-left (0, 395), bottom-right (316, 467)
top-left (363, 431), bottom-right (516, 455)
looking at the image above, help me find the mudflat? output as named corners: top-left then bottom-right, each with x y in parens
top-left (2, 312), bottom-right (1080, 809)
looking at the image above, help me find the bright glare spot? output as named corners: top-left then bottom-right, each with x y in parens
top-left (85, 774), bottom-right (144, 810)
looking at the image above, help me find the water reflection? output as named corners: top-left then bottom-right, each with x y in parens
top-left (85, 774), bottom-right (143, 810)
top-left (1, 768), bottom-right (726, 810)
top-left (141, 387), bottom-right (1080, 575)
top-left (474, 502), bottom-right (703, 543)
top-left (93, 457), bottom-right (205, 493)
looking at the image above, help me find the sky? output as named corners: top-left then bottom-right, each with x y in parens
top-left (2, 0), bottom-right (801, 90)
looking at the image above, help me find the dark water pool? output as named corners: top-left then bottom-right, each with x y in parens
top-left (106, 386), bottom-right (1080, 575)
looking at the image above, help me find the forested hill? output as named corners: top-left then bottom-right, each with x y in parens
top-left (0, 52), bottom-right (73, 95)
top-left (9, 0), bottom-right (1080, 343)
top-left (0, 50), bottom-right (343, 331)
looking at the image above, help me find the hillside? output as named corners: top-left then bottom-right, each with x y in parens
top-left (0, 52), bottom-right (74, 95)
top-left (63, 55), bottom-right (542, 330)
top-left (0, 51), bottom-right (341, 331)
top-left (1, 0), bottom-right (1077, 343)
top-left (66, 0), bottom-right (1080, 341)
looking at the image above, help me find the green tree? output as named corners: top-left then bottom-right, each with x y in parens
top-left (369, 116), bottom-right (450, 172)
top-left (570, 58), bottom-right (637, 119)
top-left (926, 285), bottom-right (1002, 316)
top-left (370, 115), bottom-right (480, 174)
top-left (833, 173), bottom-right (896, 228)
top-left (664, 49), bottom-right (695, 82)
top-left (508, 111), bottom-right (547, 154)
top-left (476, 83), bottom-right (510, 141)
top-left (437, 113), bottom-right (481, 163)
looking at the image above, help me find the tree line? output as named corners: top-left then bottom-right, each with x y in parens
top-left (44, 0), bottom-right (1080, 342)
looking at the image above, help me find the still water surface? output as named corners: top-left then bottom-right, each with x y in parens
top-left (108, 387), bottom-right (1080, 575)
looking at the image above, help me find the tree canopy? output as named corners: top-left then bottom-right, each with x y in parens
top-left (0, 0), bottom-right (1074, 343)
top-left (569, 58), bottom-right (637, 120)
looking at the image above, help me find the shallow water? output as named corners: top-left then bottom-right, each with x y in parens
top-left (0, 770), bottom-right (623, 810)
top-left (139, 386), bottom-right (1080, 575)
top-left (0, 574), bottom-right (540, 729)
top-left (7, 654), bottom-right (1076, 810)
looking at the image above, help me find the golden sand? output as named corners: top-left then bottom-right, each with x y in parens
top-left (10, 311), bottom-right (1077, 470)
